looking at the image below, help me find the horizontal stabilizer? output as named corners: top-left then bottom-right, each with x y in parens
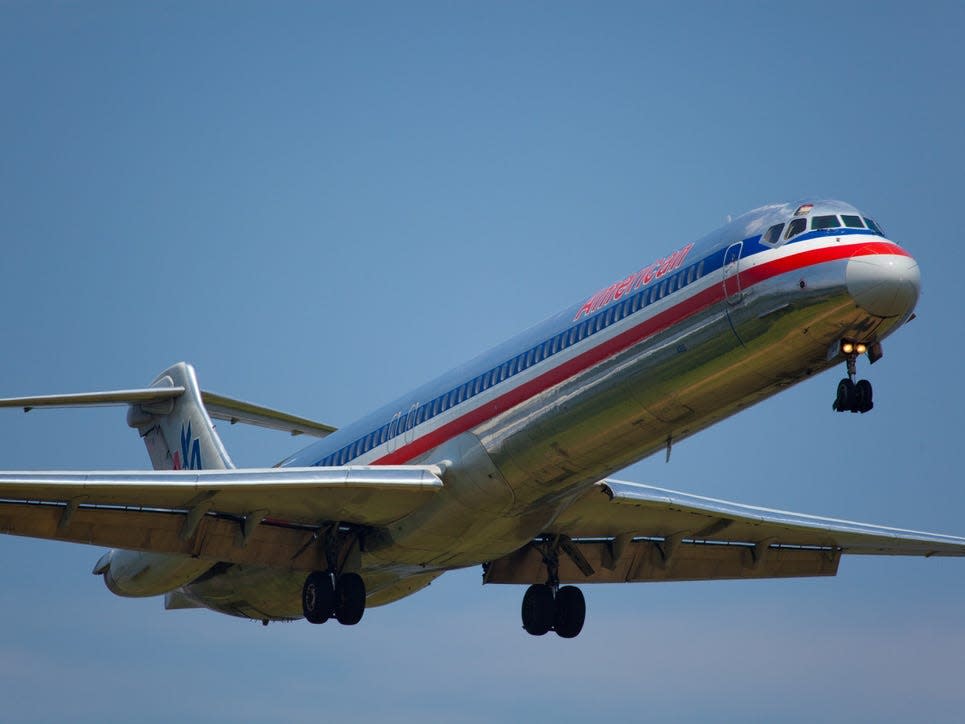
top-left (0, 384), bottom-right (336, 438)
top-left (200, 391), bottom-right (336, 437)
top-left (0, 388), bottom-right (184, 411)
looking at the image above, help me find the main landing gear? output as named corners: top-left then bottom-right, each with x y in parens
top-left (832, 340), bottom-right (874, 414)
top-left (520, 539), bottom-right (587, 638)
top-left (302, 571), bottom-right (366, 625)
top-left (521, 582), bottom-right (586, 639)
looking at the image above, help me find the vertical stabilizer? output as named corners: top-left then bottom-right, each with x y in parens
top-left (126, 363), bottom-right (234, 471)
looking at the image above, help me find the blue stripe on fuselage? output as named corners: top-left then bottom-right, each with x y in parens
top-left (284, 207), bottom-right (884, 468)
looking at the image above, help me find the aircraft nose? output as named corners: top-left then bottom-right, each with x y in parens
top-left (846, 250), bottom-right (920, 318)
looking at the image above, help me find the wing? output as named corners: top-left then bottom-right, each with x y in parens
top-left (483, 479), bottom-right (965, 585)
top-left (0, 465), bottom-right (442, 571)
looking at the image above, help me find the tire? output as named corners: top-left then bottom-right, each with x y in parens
top-left (834, 378), bottom-right (855, 412)
top-left (334, 573), bottom-right (366, 626)
top-left (855, 379), bottom-right (874, 413)
top-left (521, 584), bottom-right (555, 636)
top-left (554, 585), bottom-right (586, 639)
top-left (302, 571), bottom-right (334, 624)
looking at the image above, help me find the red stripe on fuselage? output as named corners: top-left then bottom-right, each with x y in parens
top-left (372, 240), bottom-right (908, 465)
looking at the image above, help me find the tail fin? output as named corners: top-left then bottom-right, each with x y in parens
top-left (126, 363), bottom-right (234, 471)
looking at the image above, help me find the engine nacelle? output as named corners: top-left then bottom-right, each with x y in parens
top-left (93, 550), bottom-right (214, 598)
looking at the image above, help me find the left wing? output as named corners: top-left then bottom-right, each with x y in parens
top-left (484, 480), bottom-right (965, 585)
top-left (0, 466), bottom-right (443, 571)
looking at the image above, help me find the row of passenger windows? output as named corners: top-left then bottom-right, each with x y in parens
top-left (760, 214), bottom-right (884, 246)
top-left (317, 256), bottom-right (710, 466)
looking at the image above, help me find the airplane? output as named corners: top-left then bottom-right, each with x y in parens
top-left (1, 198), bottom-right (962, 640)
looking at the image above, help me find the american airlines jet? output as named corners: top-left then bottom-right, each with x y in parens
top-left (1, 199), bottom-right (960, 639)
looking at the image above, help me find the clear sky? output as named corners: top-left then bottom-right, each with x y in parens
top-left (1, 2), bottom-right (964, 722)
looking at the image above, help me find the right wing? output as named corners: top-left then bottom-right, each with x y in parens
top-left (0, 465), bottom-right (443, 571)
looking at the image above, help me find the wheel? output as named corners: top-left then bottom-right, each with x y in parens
top-left (334, 572), bottom-right (366, 625)
top-left (855, 379), bottom-right (874, 413)
top-left (302, 571), bottom-right (334, 624)
top-left (834, 378), bottom-right (855, 412)
top-left (521, 584), bottom-right (555, 636)
top-left (554, 585), bottom-right (586, 639)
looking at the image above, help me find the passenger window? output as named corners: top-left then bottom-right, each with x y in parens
top-left (811, 215), bottom-right (840, 230)
top-left (784, 218), bottom-right (806, 240)
top-left (864, 217), bottom-right (885, 235)
top-left (841, 215), bottom-right (865, 228)
top-left (761, 223), bottom-right (784, 245)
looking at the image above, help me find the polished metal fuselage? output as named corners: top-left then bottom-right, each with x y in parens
top-left (377, 259), bottom-right (898, 568)
top-left (182, 202), bottom-right (919, 619)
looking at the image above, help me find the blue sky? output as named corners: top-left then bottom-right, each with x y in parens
top-left (1, 2), bottom-right (964, 721)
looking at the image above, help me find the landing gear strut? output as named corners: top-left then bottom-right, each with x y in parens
top-left (520, 540), bottom-right (587, 638)
top-left (832, 345), bottom-right (874, 414)
top-left (301, 524), bottom-right (366, 626)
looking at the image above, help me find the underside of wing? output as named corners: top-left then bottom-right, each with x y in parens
top-left (484, 480), bottom-right (965, 585)
top-left (0, 466), bottom-right (443, 571)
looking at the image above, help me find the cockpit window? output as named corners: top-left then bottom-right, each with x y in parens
top-left (841, 215), bottom-right (865, 228)
top-left (811, 215), bottom-right (841, 230)
top-left (864, 217), bottom-right (885, 235)
top-left (761, 223), bottom-right (784, 245)
top-left (784, 218), bottom-right (806, 240)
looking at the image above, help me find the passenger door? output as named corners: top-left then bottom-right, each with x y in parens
top-left (722, 242), bottom-right (743, 304)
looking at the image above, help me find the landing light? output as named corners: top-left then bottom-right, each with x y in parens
top-left (840, 340), bottom-right (869, 356)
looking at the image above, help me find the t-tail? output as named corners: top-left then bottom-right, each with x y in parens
top-left (126, 362), bottom-right (234, 471)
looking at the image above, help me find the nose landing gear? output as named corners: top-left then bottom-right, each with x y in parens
top-left (833, 344), bottom-right (874, 414)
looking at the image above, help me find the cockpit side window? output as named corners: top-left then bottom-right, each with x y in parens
top-left (784, 218), bottom-right (806, 240)
top-left (761, 223), bottom-right (784, 246)
top-left (811, 215), bottom-right (841, 230)
top-left (841, 215), bottom-right (865, 228)
top-left (864, 217), bottom-right (885, 235)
